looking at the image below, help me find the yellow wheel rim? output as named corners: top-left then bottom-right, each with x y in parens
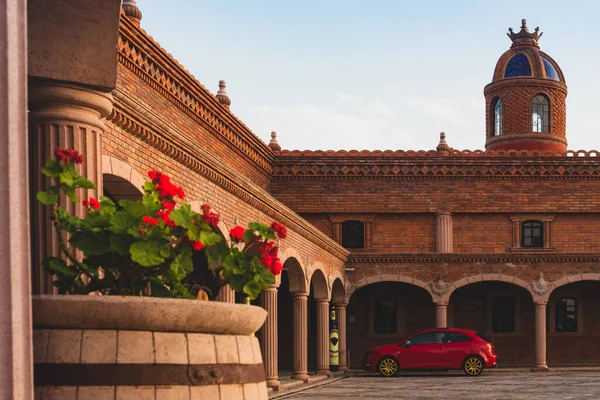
top-left (379, 358), bottom-right (398, 376)
top-left (464, 357), bottom-right (483, 375)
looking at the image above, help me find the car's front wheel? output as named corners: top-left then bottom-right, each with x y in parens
top-left (463, 355), bottom-right (484, 376)
top-left (377, 356), bottom-right (399, 377)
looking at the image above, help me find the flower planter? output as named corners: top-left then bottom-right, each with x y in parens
top-left (33, 295), bottom-right (269, 399)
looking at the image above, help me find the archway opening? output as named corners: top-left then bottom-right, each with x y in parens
top-left (103, 173), bottom-right (142, 203)
top-left (346, 281), bottom-right (434, 369)
top-left (448, 281), bottom-right (533, 366)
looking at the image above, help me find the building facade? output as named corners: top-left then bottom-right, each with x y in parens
top-left (26, 2), bottom-right (600, 392)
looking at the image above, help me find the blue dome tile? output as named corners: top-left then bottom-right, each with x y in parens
top-left (542, 57), bottom-right (560, 81)
top-left (504, 53), bottom-right (532, 78)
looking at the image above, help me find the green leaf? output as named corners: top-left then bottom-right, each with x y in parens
top-left (99, 196), bottom-right (116, 214)
top-left (109, 211), bottom-right (139, 234)
top-left (109, 234), bottom-right (133, 255)
top-left (199, 231), bottom-right (222, 247)
top-left (59, 171), bottom-right (75, 187)
top-left (169, 247), bottom-right (193, 280)
top-left (169, 204), bottom-right (194, 229)
top-left (43, 257), bottom-right (77, 277)
top-left (130, 241), bottom-right (165, 267)
top-left (243, 280), bottom-right (262, 300)
top-left (143, 181), bottom-right (156, 192)
top-left (80, 212), bottom-right (111, 231)
top-left (64, 187), bottom-right (78, 203)
top-left (41, 159), bottom-right (63, 178)
top-left (160, 246), bottom-right (171, 258)
top-left (142, 192), bottom-right (161, 209)
top-left (120, 200), bottom-right (150, 218)
top-left (36, 191), bottom-right (58, 205)
top-left (73, 176), bottom-right (96, 190)
top-left (72, 231), bottom-right (110, 256)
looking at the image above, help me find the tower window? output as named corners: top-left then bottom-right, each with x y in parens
top-left (532, 94), bottom-right (550, 133)
top-left (493, 98), bottom-right (502, 136)
top-left (555, 297), bottom-right (577, 333)
top-left (342, 220), bottom-right (364, 249)
top-left (522, 220), bottom-right (543, 248)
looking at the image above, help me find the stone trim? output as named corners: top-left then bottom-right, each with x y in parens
top-left (108, 93), bottom-right (348, 262)
top-left (117, 16), bottom-right (275, 174)
top-left (347, 252), bottom-right (600, 264)
top-left (34, 363), bottom-right (266, 386)
top-left (509, 214), bottom-right (555, 251)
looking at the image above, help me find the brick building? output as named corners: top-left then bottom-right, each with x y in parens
top-left (26, 2), bottom-right (600, 392)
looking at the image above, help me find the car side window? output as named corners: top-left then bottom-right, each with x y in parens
top-left (410, 332), bottom-right (443, 345)
top-left (441, 332), bottom-right (473, 343)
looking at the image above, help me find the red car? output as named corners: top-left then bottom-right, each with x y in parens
top-left (361, 328), bottom-right (497, 377)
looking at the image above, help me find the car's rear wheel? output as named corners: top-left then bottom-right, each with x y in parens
top-left (463, 355), bottom-right (484, 376)
top-left (377, 356), bottom-right (399, 377)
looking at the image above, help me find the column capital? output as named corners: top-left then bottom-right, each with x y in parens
top-left (534, 301), bottom-right (548, 307)
top-left (291, 291), bottom-right (309, 299)
top-left (315, 298), bottom-right (330, 305)
top-left (334, 302), bottom-right (348, 308)
top-left (266, 282), bottom-right (280, 291)
top-left (434, 301), bottom-right (449, 307)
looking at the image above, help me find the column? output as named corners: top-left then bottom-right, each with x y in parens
top-left (291, 292), bottom-right (309, 382)
top-left (436, 212), bottom-right (453, 253)
top-left (315, 299), bottom-right (331, 375)
top-left (259, 284), bottom-right (281, 389)
top-left (435, 301), bottom-right (448, 328)
top-left (533, 302), bottom-right (549, 371)
top-left (0, 0), bottom-right (34, 398)
top-left (216, 284), bottom-right (235, 303)
top-left (335, 303), bottom-right (348, 372)
top-left (29, 81), bottom-right (113, 294)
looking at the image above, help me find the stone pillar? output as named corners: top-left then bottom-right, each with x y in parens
top-left (435, 301), bottom-right (448, 328)
top-left (216, 284), bottom-right (235, 303)
top-left (533, 301), bottom-right (549, 372)
top-left (291, 292), bottom-right (309, 382)
top-left (0, 0), bottom-right (34, 398)
top-left (436, 212), bottom-right (453, 253)
top-left (315, 299), bottom-right (331, 375)
top-left (335, 303), bottom-right (348, 372)
top-left (29, 81), bottom-right (113, 294)
top-left (259, 284), bottom-right (281, 390)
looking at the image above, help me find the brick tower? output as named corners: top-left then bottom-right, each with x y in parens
top-left (484, 19), bottom-right (567, 152)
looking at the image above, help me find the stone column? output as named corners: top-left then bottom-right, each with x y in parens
top-left (335, 303), bottom-right (348, 372)
top-left (259, 283), bottom-right (281, 390)
top-left (435, 301), bottom-right (448, 328)
top-left (315, 299), bottom-right (331, 375)
top-left (0, 0), bottom-right (34, 398)
top-left (436, 212), bottom-right (453, 253)
top-left (29, 81), bottom-right (113, 294)
top-left (291, 292), bottom-right (309, 382)
top-left (533, 301), bottom-right (549, 371)
top-left (216, 284), bottom-right (235, 303)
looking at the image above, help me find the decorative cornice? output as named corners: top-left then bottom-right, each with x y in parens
top-left (273, 155), bottom-right (600, 180)
top-left (116, 16), bottom-right (275, 174)
top-left (108, 90), bottom-right (349, 262)
top-left (347, 252), bottom-right (600, 264)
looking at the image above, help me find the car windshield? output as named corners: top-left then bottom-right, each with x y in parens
top-left (476, 332), bottom-right (491, 342)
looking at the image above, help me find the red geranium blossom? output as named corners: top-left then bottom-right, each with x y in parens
top-left (82, 197), bottom-right (100, 210)
top-left (156, 210), bottom-right (176, 227)
top-left (191, 240), bottom-right (205, 251)
top-left (142, 216), bottom-right (159, 226)
top-left (271, 221), bottom-right (287, 239)
top-left (200, 203), bottom-right (220, 228)
top-left (229, 226), bottom-right (245, 242)
top-left (55, 147), bottom-right (84, 164)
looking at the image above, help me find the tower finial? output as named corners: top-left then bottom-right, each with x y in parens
top-left (436, 132), bottom-right (450, 156)
top-left (268, 131), bottom-right (281, 152)
top-left (122, 0), bottom-right (142, 26)
top-left (507, 18), bottom-right (542, 46)
top-left (216, 80), bottom-right (231, 108)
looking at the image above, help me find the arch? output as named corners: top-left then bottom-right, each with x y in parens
top-left (102, 155), bottom-right (146, 193)
top-left (280, 248), bottom-right (307, 294)
top-left (544, 273), bottom-right (600, 302)
top-left (444, 274), bottom-right (534, 302)
top-left (532, 93), bottom-right (550, 133)
top-left (330, 277), bottom-right (346, 304)
top-left (349, 274), bottom-right (433, 302)
top-left (310, 268), bottom-right (329, 300)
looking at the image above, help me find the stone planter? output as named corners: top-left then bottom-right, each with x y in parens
top-left (33, 295), bottom-right (268, 399)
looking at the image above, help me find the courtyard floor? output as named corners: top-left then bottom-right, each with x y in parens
top-left (271, 371), bottom-right (600, 399)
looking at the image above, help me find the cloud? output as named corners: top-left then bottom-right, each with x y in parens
top-left (337, 93), bottom-right (360, 102)
top-left (404, 97), bottom-right (469, 127)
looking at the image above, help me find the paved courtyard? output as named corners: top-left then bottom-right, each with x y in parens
top-left (274, 372), bottom-right (600, 399)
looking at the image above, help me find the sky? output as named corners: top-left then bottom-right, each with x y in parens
top-left (138, 0), bottom-right (600, 152)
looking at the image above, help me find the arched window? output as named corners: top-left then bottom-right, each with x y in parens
top-left (493, 98), bottom-right (502, 136)
top-left (522, 220), bottom-right (544, 248)
top-left (342, 220), bottom-right (364, 249)
top-left (374, 299), bottom-right (397, 334)
top-left (556, 297), bottom-right (577, 332)
top-left (492, 297), bottom-right (515, 333)
top-left (532, 94), bottom-right (550, 133)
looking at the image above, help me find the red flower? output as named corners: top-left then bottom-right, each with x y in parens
top-left (175, 186), bottom-right (185, 200)
top-left (148, 170), bottom-right (163, 183)
top-left (200, 204), bottom-right (220, 228)
top-left (271, 221), bottom-right (287, 239)
top-left (201, 204), bottom-right (211, 214)
top-left (142, 216), bottom-right (159, 226)
top-left (82, 197), bottom-right (100, 210)
top-left (162, 201), bottom-right (175, 210)
top-left (156, 210), bottom-right (176, 227)
top-left (229, 226), bottom-right (245, 242)
top-left (55, 147), bottom-right (84, 164)
top-left (191, 240), bottom-right (205, 251)
top-left (269, 258), bottom-right (283, 275)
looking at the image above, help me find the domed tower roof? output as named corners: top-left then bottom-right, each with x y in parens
top-left (484, 19), bottom-right (568, 153)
